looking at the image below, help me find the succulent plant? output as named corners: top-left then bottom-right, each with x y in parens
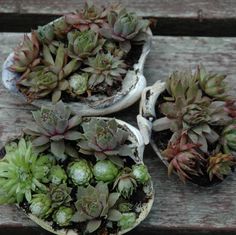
top-left (222, 121), bottom-right (236, 155)
top-left (198, 65), bottom-right (228, 100)
top-left (65, 0), bottom-right (109, 32)
top-left (49, 165), bottom-right (67, 185)
top-left (53, 17), bottom-right (72, 39)
top-left (9, 31), bottom-right (40, 76)
top-left (67, 73), bottom-right (89, 97)
top-left (132, 164), bottom-right (151, 185)
top-left (162, 134), bottom-right (205, 182)
top-left (118, 212), bottom-right (136, 230)
top-left (49, 183), bottom-right (72, 208)
top-left (82, 52), bottom-right (127, 92)
top-left (103, 41), bottom-right (125, 58)
top-left (225, 100), bottom-right (236, 118)
top-left (153, 68), bottom-right (232, 153)
top-left (118, 202), bottom-right (133, 213)
top-left (67, 30), bottom-right (103, 60)
top-left (23, 101), bottom-right (82, 160)
top-left (93, 160), bottom-right (119, 183)
top-left (207, 153), bottom-right (236, 181)
top-left (77, 118), bottom-right (134, 160)
top-left (72, 182), bottom-right (121, 233)
top-left (53, 206), bottom-right (74, 227)
top-left (29, 193), bottom-right (52, 219)
top-left (113, 167), bottom-right (137, 198)
top-left (165, 70), bottom-right (201, 102)
top-left (17, 66), bottom-right (58, 100)
top-left (17, 44), bottom-right (80, 102)
top-left (100, 8), bottom-right (149, 52)
top-left (0, 138), bottom-right (53, 204)
top-left (36, 24), bottom-right (55, 45)
top-left (67, 160), bottom-right (93, 186)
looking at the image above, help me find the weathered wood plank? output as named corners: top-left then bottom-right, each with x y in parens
top-left (1, 33), bottom-right (236, 234)
top-left (0, 0), bottom-right (18, 13)
top-left (1, 1), bottom-right (236, 36)
top-left (8, 0), bottom-right (236, 19)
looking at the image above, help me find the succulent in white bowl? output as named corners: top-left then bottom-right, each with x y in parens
top-left (138, 66), bottom-right (236, 186)
top-left (0, 101), bottom-right (154, 234)
top-left (2, 1), bottom-right (152, 116)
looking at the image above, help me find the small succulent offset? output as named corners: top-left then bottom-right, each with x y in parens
top-left (221, 121), bottom-right (236, 156)
top-left (82, 52), bottom-right (127, 93)
top-left (93, 160), bottom-right (119, 182)
top-left (67, 73), bottom-right (89, 97)
top-left (162, 134), bottom-right (205, 182)
top-left (49, 165), bottom-right (67, 185)
top-left (9, 31), bottom-right (40, 76)
top-left (207, 153), bottom-right (236, 181)
top-left (49, 183), bottom-right (72, 208)
top-left (53, 206), bottom-right (74, 227)
top-left (0, 138), bottom-right (53, 204)
top-left (100, 8), bottom-right (150, 52)
top-left (29, 194), bottom-right (52, 219)
top-left (10, 1), bottom-right (149, 103)
top-left (67, 30), bottom-right (103, 60)
top-left (65, 0), bottom-right (109, 32)
top-left (67, 160), bottom-right (93, 186)
top-left (24, 101), bottom-right (82, 160)
top-left (72, 182), bottom-right (121, 233)
top-left (151, 65), bottom-right (236, 185)
top-left (113, 167), bottom-right (137, 198)
top-left (0, 101), bottom-right (153, 234)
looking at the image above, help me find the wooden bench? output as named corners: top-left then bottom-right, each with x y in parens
top-left (0, 1), bottom-right (236, 234)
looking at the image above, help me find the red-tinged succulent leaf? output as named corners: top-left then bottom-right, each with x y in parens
top-left (68, 116), bottom-right (82, 129)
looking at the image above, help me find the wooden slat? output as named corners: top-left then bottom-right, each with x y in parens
top-left (0, 0), bottom-right (19, 13)
top-left (9, 0), bottom-right (236, 19)
top-left (1, 1), bottom-right (236, 36)
top-left (1, 33), bottom-right (236, 234)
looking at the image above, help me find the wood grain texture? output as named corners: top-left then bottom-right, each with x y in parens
top-left (1, 0), bottom-right (235, 19)
top-left (1, 33), bottom-right (236, 234)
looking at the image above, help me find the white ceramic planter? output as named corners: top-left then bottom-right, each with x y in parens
top-left (2, 17), bottom-right (152, 116)
top-left (137, 80), bottom-right (168, 167)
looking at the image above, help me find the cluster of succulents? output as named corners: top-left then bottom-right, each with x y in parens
top-left (152, 66), bottom-right (236, 185)
top-left (0, 102), bottom-right (152, 234)
top-left (9, 1), bottom-right (149, 103)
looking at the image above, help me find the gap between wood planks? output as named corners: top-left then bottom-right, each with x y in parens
top-left (1, 13), bottom-right (236, 37)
